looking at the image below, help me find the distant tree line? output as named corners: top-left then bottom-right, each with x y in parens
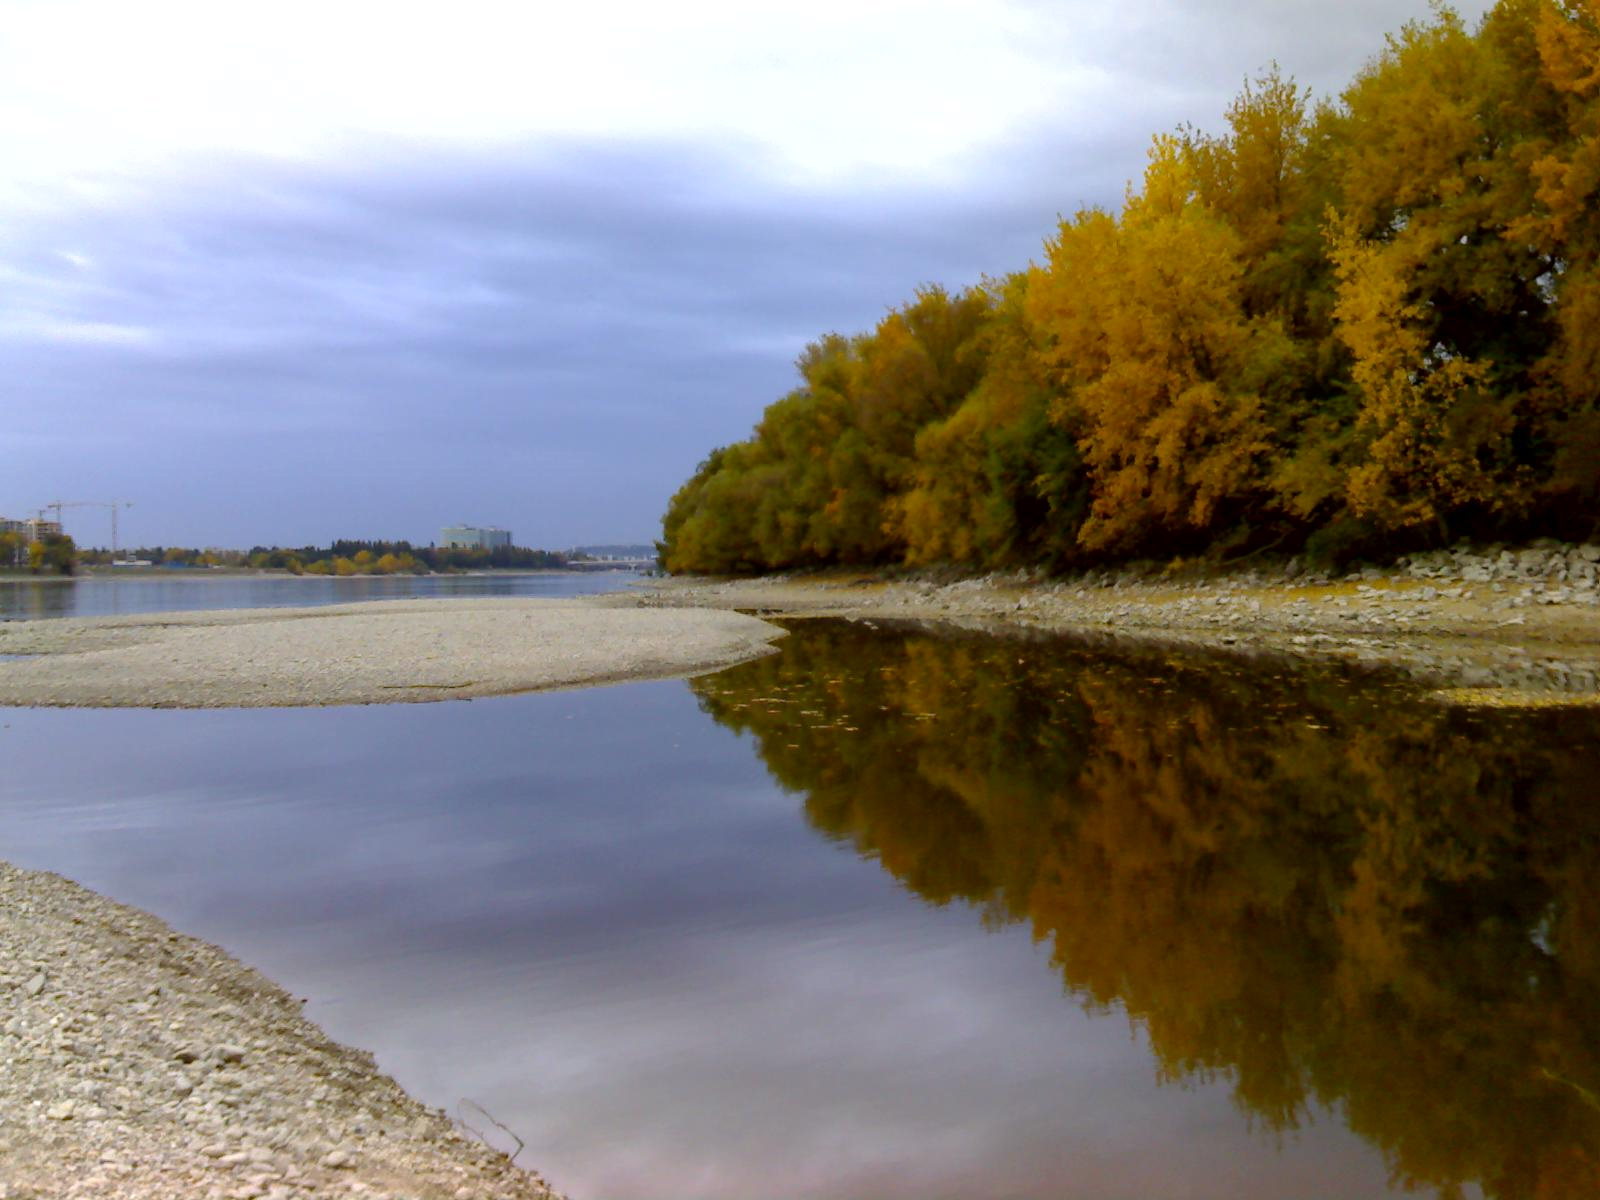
top-left (77, 546), bottom-right (244, 568)
top-left (1, 531), bottom-right (76, 574)
top-left (75, 540), bottom-right (569, 575)
top-left (661, 1), bottom-right (1600, 574)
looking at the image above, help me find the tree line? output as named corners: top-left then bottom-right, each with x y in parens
top-left (72, 540), bottom-right (569, 574)
top-left (661, 1), bottom-right (1600, 574)
top-left (246, 539), bottom-right (568, 574)
top-left (1, 531), bottom-right (76, 574)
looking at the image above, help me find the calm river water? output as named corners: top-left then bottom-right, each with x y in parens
top-left (2, 619), bottom-right (1597, 1198)
top-left (0, 570), bottom-right (639, 620)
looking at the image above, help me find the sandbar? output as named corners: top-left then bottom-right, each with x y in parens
top-left (0, 598), bottom-right (785, 709)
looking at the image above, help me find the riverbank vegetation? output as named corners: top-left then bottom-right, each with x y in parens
top-left (74, 540), bottom-right (570, 575)
top-left (661, 1), bottom-right (1600, 574)
top-left (1, 531), bottom-right (78, 575)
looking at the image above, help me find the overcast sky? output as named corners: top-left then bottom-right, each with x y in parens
top-left (1, 0), bottom-right (1493, 550)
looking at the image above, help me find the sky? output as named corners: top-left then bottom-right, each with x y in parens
top-left (0, 0), bottom-right (1495, 551)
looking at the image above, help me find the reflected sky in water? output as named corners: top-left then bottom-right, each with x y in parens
top-left (5, 620), bottom-right (1593, 1197)
top-left (0, 570), bottom-right (638, 621)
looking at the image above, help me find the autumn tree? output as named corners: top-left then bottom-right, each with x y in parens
top-left (659, 444), bottom-right (768, 573)
top-left (661, 1), bottom-right (1600, 574)
top-left (1518, 0), bottom-right (1600, 520)
top-left (895, 273), bottom-right (1087, 567)
top-left (1029, 139), bottom-right (1287, 554)
top-left (1325, 211), bottom-right (1513, 531)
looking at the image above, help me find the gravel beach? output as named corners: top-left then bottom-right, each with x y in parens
top-left (629, 541), bottom-right (1600, 705)
top-left (0, 862), bottom-right (563, 1200)
top-left (0, 597), bottom-right (785, 708)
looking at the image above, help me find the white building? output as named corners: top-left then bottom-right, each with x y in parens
top-left (441, 524), bottom-right (513, 550)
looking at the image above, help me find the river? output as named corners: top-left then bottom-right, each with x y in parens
top-left (0, 570), bottom-right (640, 621)
top-left (1, 617), bottom-right (1596, 1198)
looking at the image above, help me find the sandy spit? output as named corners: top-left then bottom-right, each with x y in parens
top-left (0, 861), bottom-right (564, 1200)
top-left (0, 598), bottom-right (785, 709)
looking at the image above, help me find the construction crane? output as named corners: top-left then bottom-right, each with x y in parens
top-left (41, 500), bottom-right (133, 560)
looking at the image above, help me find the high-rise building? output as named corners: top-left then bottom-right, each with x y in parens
top-left (0, 516), bottom-right (63, 540)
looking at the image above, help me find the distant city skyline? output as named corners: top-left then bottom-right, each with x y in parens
top-left (0, 503), bottom-right (646, 553)
top-left (1, 0), bottom-right (1493, 549)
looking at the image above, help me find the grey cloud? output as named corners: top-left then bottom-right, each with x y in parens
top-left (3, 138), bottom-right (1076, 546)
top-left (2, 0), bottom-right (1493, 548)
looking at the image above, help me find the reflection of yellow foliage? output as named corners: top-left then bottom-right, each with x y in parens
top-left (694, 621), bottom-right (1600, 1197)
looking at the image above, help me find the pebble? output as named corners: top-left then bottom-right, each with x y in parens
top-left (651, 539), bottom-right (1600, 703)
top-left (0, 601), bottom-right (784, 710)
top-left (0, 862), bottom-right (564, 1199)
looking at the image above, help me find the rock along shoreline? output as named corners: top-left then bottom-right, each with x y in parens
top-left (628, 539), bottom-right (1600, 706)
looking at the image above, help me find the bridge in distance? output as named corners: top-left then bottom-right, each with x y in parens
top-left (568, 557), bottom-right (656, 571)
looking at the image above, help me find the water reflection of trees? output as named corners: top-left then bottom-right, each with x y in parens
top-left (692, 622), bottom-right (1600, 1199)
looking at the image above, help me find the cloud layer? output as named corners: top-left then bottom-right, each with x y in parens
top-left (0, 0), bottom-right (1491, 548)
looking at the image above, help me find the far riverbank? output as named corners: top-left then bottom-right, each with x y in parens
top-left (0, 569), bottom-right (643, 622)
top-left (627, 541), bottom-right (1600, 706)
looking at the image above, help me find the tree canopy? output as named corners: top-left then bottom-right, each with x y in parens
top-left (661, 1), bottom-right (1600, 573)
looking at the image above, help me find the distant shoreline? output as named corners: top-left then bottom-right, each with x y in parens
top-left (1, 566), bottom-right (641, 582)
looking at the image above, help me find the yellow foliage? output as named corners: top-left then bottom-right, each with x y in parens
top-left (1202, 68), bottom-right (1311, 263)
top-left (1326, 211), bottom-right (1512, 529)
top-left (1337, 11), bottom-right (1487, 225)
top-left (894, 277), bottom-right (1047, 566)
top-left (1537, 0), bottom-right (1600, 98)
top-left (1031, 139), bottom-right (1278, 552)
top-left (659, 1), bottom-right (1600, 574)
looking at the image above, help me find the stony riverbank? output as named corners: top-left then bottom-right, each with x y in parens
top-left (0, 862), bottom-right (563, 1200)
top-left (627, 540), bottom-right (1600, 705)
top-left (0, 598), bottom-right (784, 708)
